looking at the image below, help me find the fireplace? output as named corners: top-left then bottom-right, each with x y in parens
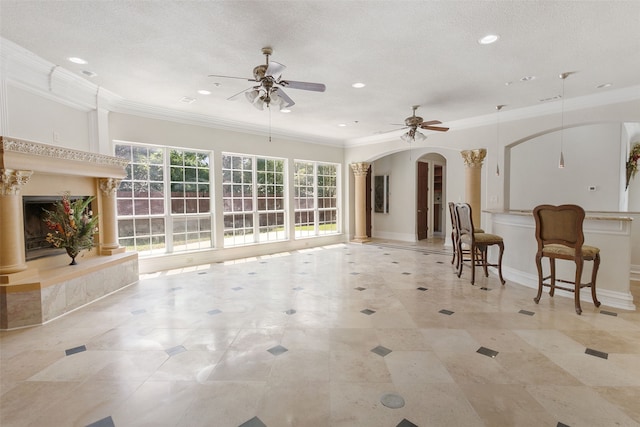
top-left (22, 195), bottom-right (93, 261)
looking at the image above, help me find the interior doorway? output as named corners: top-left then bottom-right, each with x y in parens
top-left (416, 155), bottom-right (446, 240)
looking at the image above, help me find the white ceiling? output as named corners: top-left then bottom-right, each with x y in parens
top-left (1, 1), bottom-right (639, 145)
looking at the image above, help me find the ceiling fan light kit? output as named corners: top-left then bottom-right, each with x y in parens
top-left (210, 47), bottom-right (325, 111)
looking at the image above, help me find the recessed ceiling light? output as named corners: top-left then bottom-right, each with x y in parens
top-left (280, 109), bottom-right (291, 113)
top-left (338, 123), bottom-right (347, 127)
top-left (352, 82), bottom-right (366, 89)
top-left (180, 97), bottom-right (196, 104)
top-left (478, 34), bottom-right (499, 45)
top-left (520, 76), bottom-right (536, 82)
top-left (596, 83), bottom-right (612, 89)
top-left (68, 57), bottom-right (88, 65)
top-left (81, 70), bottom-right (97, 77)
top-left (197, 90), bottom-right (211, 95)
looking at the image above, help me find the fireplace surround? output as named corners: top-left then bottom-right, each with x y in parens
top-left (0, 136), bottom-right (139, 329)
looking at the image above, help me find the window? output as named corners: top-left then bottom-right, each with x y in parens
top-left (294, 161), bottom-right (339, 237)
top-left (115, 143), bottom-right (212, 255)
top-left (222, 153), bottom-right (286, 247)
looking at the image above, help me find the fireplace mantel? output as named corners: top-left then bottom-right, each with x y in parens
top-left (0, 136), bottom-right (138, 329)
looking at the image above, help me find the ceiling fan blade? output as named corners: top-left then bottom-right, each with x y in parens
top-left (208, 74), bottom-right (255, 81)
top-left (266, 61), bottom-right (286, 77)
top-left (280, 80), bottom-right (326, 92)
top-left (273, 88), bottom-right (295, 108)
top-left (421, 120), bottom-right (442, 126)
top-left (422, 125), bottom-right (449, 132)
top-left (376, 127), bottom-right (408, 135)
top-left (227, 86), bottom-right (256, 101)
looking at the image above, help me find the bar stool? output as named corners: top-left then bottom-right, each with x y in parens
top-left (455, 203), bottom-right (505, 285)
top-left (532, 204), bottom-right (601, 315)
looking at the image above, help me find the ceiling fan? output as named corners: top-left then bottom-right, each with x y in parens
top-left (388, 105), bottom-right (449, 142)
top-left (209, 47), bottom-right (326, 110)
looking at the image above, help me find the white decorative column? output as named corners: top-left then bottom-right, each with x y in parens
top-left (98, 178), bottom-right (125, 255)
top-left (461, 149), bottom-right (486, 228)
top-left (350, 162), bottom-right (370, 243)
top-left (0, 169), bottom-right (33, 274)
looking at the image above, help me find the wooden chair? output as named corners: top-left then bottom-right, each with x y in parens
top-left (455, 203), bottom-right (505, 285)
top-left (533, 204), bottom-right (601, 315)
top-left (449, 202), bottom-right (484, 271)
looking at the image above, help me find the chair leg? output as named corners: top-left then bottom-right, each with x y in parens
top-left (549, 258), bottom-right (556, 297)
top-left (574, 258), bottom-right (584, 315)
top-left (451, 232), bottom-right (456, 265)
top-left (591, 254), bottom-right (601, 307)
top-left (470, 244), bottom-right (476, 285)
top-left (497, 242), bottom-right (505, 285)
top-left (456, 241), bottom-right (463, 278)
top-left (481, 246), bottom-right (489, 277)
top-left (534, 253), bottom-right (543, 303)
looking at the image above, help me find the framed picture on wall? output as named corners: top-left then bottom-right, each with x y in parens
top-left (374, 175), bottom-right (389, 213)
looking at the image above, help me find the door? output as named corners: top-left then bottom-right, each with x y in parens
top-left (417, 162), bottom-right (429, 240)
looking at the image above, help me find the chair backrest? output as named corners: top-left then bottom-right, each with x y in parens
top-left (532, 204), bottom-right (585, 251)
top-left (448, 202), bottom-right (458, 235)
top-left (455, 203), bottom-right (475, 237)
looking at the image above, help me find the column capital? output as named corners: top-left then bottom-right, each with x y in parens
top-left (461, 149), bottom-right (487, 168)
top-left (0, 169), bottom-right (33, 195)
top-left (350, 162), bottom-right (370, 176)
top-left (98, 178), bottom-right (121, 196)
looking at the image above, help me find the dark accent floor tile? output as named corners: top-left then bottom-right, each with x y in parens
top-left (439, 309), bottom-right (454, 315)
top-left (85, 415), bottom-right (115, 427)
top-left (285, 309), bottom-right (296, 315)
top-left (65, 345), bottom-right (87, 356)
top-left (207, 309), bottom-right (222, 315)
top-left (477, 346), bottom-right (499, 358)
top-left (350, 272), bottom-right (360, 275)
top-left (557, 423), bottom-right (570, 427)
top-left (248, 272), bottom-right (256, 275)
top-left (232, 287), bottom-right (243, 291)
top-left (166, 345), bottom-right (187, 357)
top-left (384, 253), bottom-right (390, 255)
top-left (198, 271), bottom-right (207, 275)
top-left (480, 287), bottom-right (491, 291)
top-left (267, 345), bottom-right (288, 356)
top-left (259, 261), bottom-right (268, 264)
top-left (239, 416), bottom-right (267, 427)
top-left (292, 287), bottom-right (304, 291)
top-left (170, 287), bottom-right (183, 291)
top-left (402, 272), bottom-right (411, 275)
top-left (519, 309), bottom-right (535, 316)
top-left (131, 309), bottom-right (146, 315)
top-left (361, 309), bottom-right (376, 315)
top-left (355, 287), bottom-right (366, 291)
top-left (392, 261), bottom-right (399, 264)
top-left (304, 261), bottom-right (311, 264)
top-left (371, 345), bottom-right (392, 357)
top-left (436, 261), bottom-right (444, 264)
top-left (397, 419), bottom-right (418, 427)
top-left (585, 348), bottom-right (608, 359)
top-left (600, 310), bottom-right (618, 316)
top-left (417, 287), bottom-right (428, 291)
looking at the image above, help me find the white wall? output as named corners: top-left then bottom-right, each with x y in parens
top-left (509, 123), bottom-right (623, 211)
top-left (6, 85), bottom-right (91, 150)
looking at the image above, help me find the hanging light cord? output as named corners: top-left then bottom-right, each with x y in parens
top-left (495, 105), bottom-right (505, 176)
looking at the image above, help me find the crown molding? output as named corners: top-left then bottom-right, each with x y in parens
top-left (345, 85), bottom-right (640, 147)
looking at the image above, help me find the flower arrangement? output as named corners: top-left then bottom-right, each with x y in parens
top-left (42, 193), bottom-right (99, 264)
top-left (626, 143), bottom-right (640, 190)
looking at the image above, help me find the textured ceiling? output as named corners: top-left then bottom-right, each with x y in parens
top-left (1, 1), bottom-right (639, 144)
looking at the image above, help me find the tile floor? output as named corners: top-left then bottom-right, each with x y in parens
top-left (1, 240), bottom-right (640, 427)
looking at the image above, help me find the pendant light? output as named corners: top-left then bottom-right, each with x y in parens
top-left (495, 104), bottom-right (505, 176)
top-left (558, 72), bottom-right (571, 169)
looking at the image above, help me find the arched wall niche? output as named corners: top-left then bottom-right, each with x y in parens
top-left (505, 122), bottom-right (635, 212)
